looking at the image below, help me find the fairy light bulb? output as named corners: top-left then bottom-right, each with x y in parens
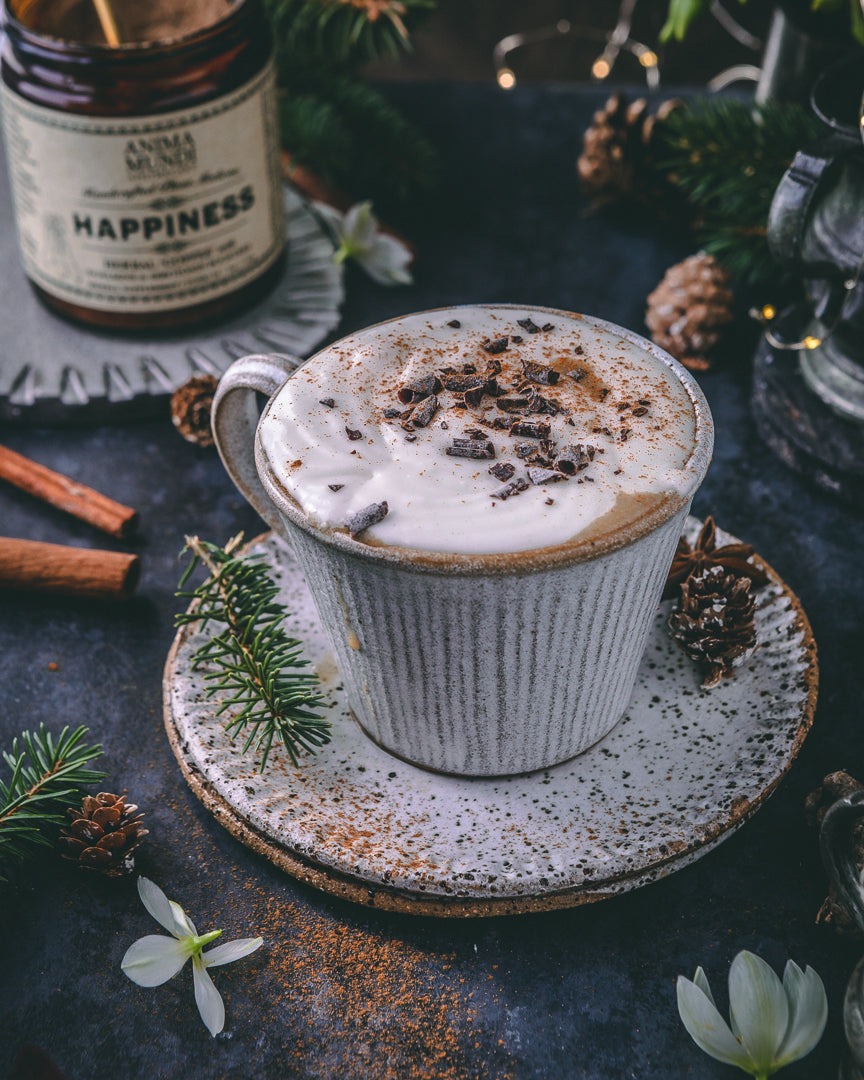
top-left (592, 58), bottom-right (610, 80)
top-left (803, 335), bottom-right (822, 350)
top-left (497, 67), bottom-right (516, 89)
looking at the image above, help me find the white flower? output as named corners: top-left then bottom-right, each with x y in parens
top-left (121, 876), bottom-right (262, 1037)
top-left (677, 950), bottom-right (827, 1079)
top-left (324, 200), bottom-right (413, 286)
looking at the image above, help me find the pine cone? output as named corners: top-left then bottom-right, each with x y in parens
top-left (171, 374), bottom-right (218, 447)
top-left (59, 792), bottom-right (147, 877)
top-left (663, 516), bottom-right (768, 600)
top-left (645, 253), bottom-right (734, 371)
top-left (669, 565), bottom-right (756, 689)
top-left (577, 93), bottom-right (679, 207)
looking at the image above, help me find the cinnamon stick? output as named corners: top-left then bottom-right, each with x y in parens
top-left (0, 538), bottom-right (140, 600)
top-left (0, 445), bottom-right (138, 538)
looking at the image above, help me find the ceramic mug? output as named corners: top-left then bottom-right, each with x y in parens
top-left (211, 305), bottom-right (714, 777)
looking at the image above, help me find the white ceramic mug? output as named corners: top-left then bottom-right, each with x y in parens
top-left (212, 305), bottom-right (713, 776)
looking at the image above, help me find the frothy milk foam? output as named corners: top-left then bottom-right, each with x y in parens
top-left (259, 307), bottom-right (698, 555)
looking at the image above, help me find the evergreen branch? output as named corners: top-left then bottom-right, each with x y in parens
top-left (0, 725), bottom-right (105, 883)
top-left (176, 535), bottom-right (330, 771)
top-left (264, 0), bottom-right (434, 70)
top-left (655, 98), bottom-right (823, 297)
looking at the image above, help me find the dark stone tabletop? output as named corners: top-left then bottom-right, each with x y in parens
top-left (1, 83), bottom-right (863, 1080)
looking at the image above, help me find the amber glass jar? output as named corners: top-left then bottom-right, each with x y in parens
top-left (0, 0), bottom-right (285, 331)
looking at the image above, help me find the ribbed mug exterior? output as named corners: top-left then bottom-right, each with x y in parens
top-left (280, 503), bottom-right (692, 775)
top-left (212, 306), bottom-right (714, 778)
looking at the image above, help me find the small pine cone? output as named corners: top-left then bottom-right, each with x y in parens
top-left (578, 94), bottom-right (680, 208)
top-left (645, 254), bottom-right (734, 371)
top-left (171, 374), bottom-right (218, 447)
top-left (669, 565), bottom-right (756, 688)
top-left (59, 792), bottom-right (147, 877)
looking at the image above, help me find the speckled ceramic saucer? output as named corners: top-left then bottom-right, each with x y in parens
top-left (163, 521), bottom-right (818, 917)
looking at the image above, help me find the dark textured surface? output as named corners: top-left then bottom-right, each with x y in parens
top-left (1, 83), bottom-right (863, 1080)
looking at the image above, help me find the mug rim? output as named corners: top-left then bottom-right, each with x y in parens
top-left (254, 303), bottom-right (714, 576)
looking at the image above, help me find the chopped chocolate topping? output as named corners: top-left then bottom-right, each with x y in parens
top-left (566, 417), bottom-right (575, 426)
top-left (462, 363), bottom-right (477, 375)
top-left (614, 468), bottom-right (623, 475)
top-left (463, 385), bottom-right (485, 408)
top-left (483, 336), bottom-right (509, 354)
top-left (489, 461), bottom-right (516, 481)
top-left (619, 428), bottom-right (632, 442)
top-left (637, 399), bottom-right (651, 406)
top-left (345, 501), bottom-right (388, 537)
top-left (584, 475), bottom-right (595, 482)
top-left (496, 395), bottom-right (532, 413)
top-left (345, 426), bottom-right (363, 441)
top-left (541, 322), bottom-right (554, 332)
top-left (527, 466), bottom-right (565, 485)
top-left (465, 428), bottom-right (486, 440)
top-left (598, 388), bottom-right (611, 402)
top-left (484, 358), bottom-right (503, 376)
top-left (441, 373), bottom-right (488, 393)
top-left (440, 421), bottom-right (449, 430)
top-left (411, 394), bottom-right (439, 428)
top-left (617, 402), bottom-right (631, 412)
top-left (568, 369), bottom-right (587, 382)
top-left (405, 434), bottom-right (417, 442)
top-left (631, 406), bottom-right (649, 417)
top-left (602, 427), bottom-right (613, 437)
top-left (511, 335), bottom-right (524, 344)
top-left (446, 438), bottom-right (496, 460)
top-left (525, 390), bottom-right (561, 415)
top-left (509, 419), bottom-right (551, 439)
top-left (517, 317), bottom-right (541, 334)
top-left (555, 443), bottom-right (596, 475)
top-left (515, 442), bottom-right (538, 459)
top-left (319, 397), bottom-right (336, 408)
top-left (522, 360), bottom-right (560, 386)
top-left (490, 478), bottom-right (530, 500)
top-left (574, 345), bottom-right (584, 355)
top-left (401, 420), bottom-right (415, 433)
top-left (328, 483), bottom-right (344, 492)
top-left (383, 407), bottom-right (403, 419)
top-left (545, 497), bottom-right (555, 505)
top-left (398, 374), bottom-right (443, 405)
top-left (485, 416), bottom-right (510, 430)
top-left (447, 319), bottom-right (461, 328)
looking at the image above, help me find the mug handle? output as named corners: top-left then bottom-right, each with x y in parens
top-left (819, 788), bottom-right (864, 933)
top-left (211, 352), bottom-right (301, 534)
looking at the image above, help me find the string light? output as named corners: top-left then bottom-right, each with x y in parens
top-left (496, 67), bottom-right (516, 90)
top-left (592, 58), bottom-right (611, 80)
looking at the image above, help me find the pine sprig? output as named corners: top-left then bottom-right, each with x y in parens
top-left (176, 535), bottom-right (330, 771)
top-left (0, 725), bottom-right (105, 883)
top-left (265, 0), bottom-right (434, 69)
top-left (655, 98), bottom-right (823, 298)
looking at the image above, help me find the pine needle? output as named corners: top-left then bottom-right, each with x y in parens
top-left (0, 725), bottom-right (105, 884)
top-left (176, 535), bottom-right (330, 771)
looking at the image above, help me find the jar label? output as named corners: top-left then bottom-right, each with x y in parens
top-left (0, 59), bottom-right (285, 314)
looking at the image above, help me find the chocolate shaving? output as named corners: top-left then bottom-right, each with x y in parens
top-left (525, 390), bottom-right (561, 415)
top-left (496, 395), bottom-right (532, 413)
top-left (490, 478), bottom-right (530, 500)
top-left (631, 406), bottom-right (649, 417)
top-left (440, 421), bottom-right (449, 430)
top-left (617, 402), bottom-right (632, 412)
top-left (463, 385), bottom-right (485, 408)
top-left (483, 337), bottom-right (509, 355)
top-left (599, 388), bottom-right (611, 401)
top-left (509, 419), bottom-right (551, 439)
top-left (522, 360), bottom-right (560, 386)
top-left (484, 359), bottom-right (503, 376)
top-left (462, 363), bottom-right (477, 375)
top-left (545, 497), bottom-right (555, 505)
top-left (319, 398), bottom-right (336, 408)
top-left (328, 483), bottom-right (344, 492)
top-left (515, 443), bottom-right (538, 459)
top-left (398, 374), bottom-right (443, 405)
top-left (411, 394), bottom-right (439, 428)
top-left (345, 426), bottom-right (363, 441)
top-left (568, 369), bottom-right (587, 382)
top-left (527, 466), bottom-right (565, 485)
top-left (541, 322), bottom-right (555, 332)
top-left (517, 317), bottom-right (541, 334)
top-left (383, 408), bottom-right (403, 419)
top-left (489, 462), bottom-right (516, 481)
top-left (574, 345), bottom-right (584, 355)
top-left (447, 319), bottom-right (461, 328)
top-left (446, 438), bottom-right (496, 460)
top-left (405, 434), bottom-right (417, 442)
top-left (464, 428), bottom-right (486, 440)
top-left (441, 373), bottom-right (488, 393)
top-left (555, 444), bottom-right (596, 475)
top-left (619, 428), bottom-right (632, 442)
top-left (511, 335), bottom-right (524, 344)
top-left (638, 398), bottom-right (651, 406)
top-left (345, 501), bottom-right (388, 537)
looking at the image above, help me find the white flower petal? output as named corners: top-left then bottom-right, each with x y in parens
top-left (728, 951), bottom-right (789, 1069)
top-left (170, 900), bottom-right (197, 938)
top-left (693, 967), bottom-right (717, 1009)
top-left (313, 201), bottom-right (345, 235)
top-left (775, 962), bottom-right (828, 1066)
top-left (676, 975), bottom-right (752, 1068)
top-left (359, 234), bottom-right (414, 286)
top-left (121, 935), bottom-right (190, 987)
top-left (137, 877), bottom-right (183, 938)
top-left (203, 937), bottom-right (264, 968)
top-left (343, 201), bottom-right (377, 251)
top-left (193, 955), bottom-right (225, 1037)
